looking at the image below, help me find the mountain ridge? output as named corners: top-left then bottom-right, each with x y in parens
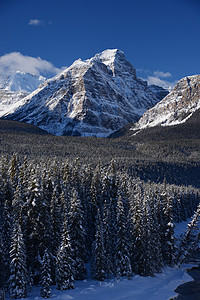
top-left (1, 49), bottom-right (161, 137)
top-left (132, 74), bottom-right (200, 131)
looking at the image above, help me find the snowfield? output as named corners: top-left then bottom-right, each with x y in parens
top-left (14, 266), bottom-right (193, 300)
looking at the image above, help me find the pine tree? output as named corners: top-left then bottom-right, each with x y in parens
top-left (103, 204), bottom-right (115, 277)
top-left (68, 188), bottom-right (86, 280)
top-left (56, 218), bottom-right (75, 290)
top-left (128, 185), bottom-right (143, 274)
top-left (25, 174), bottom-right (45, 284)
top-left (115, 195), bottom-right (132, 279)
top-left (91, 209), bottom-right (106, 281)
top-left (9, 221), bottom-right (27, 299)
top-left (41, 249), bottom-right (52, 298)
top-left (0, 233), bottom-right (6, 289)
top-left (1, 198), bottom-right (12, 286)
top-left (163, 192), bottom-right (175, 266)
top-left (176, 203), bottom-right (200, 266)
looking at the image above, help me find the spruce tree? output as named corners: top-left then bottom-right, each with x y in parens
top-left (56, 218), bottom-right (75, 290)
top-left (1, 198), bottom-right (12, 286)
top-left (115, 195), bottom-right (132, 279)
top-left (176, 203), bottom-right (200, 266)
top-left (91, 209), bottom-right (106, 281)
top-left (9, 221), bottom-right (27, 299)
top-left (68, 188), bottom-right (86, 280)
top-left (41, 249), bottom-right (52, 298)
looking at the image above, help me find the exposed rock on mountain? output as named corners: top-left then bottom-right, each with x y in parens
top-left (148, 84), bottom-right (169, 101)
top-left (1, 49), bottom-right (160, 137)
top-left (132, 75), bottom-right (200, 131)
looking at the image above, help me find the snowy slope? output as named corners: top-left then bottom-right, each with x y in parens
top-left (132, 75), bottom-right (200, 131)
top-left (0, 71), bottom-right (46, 93)
top-left (1, 49), bottom-right (160, 137)
top-left (0, 71), bottom-right (46, 117)
top-left (10, 266), bottom-right (192, 300)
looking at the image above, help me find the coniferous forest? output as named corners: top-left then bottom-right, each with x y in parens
top-left (0, 154), bottom-right (200, 298)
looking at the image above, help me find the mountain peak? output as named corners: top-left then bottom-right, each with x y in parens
top-left (95, 49), bottom-right (135, 77)
top-left (96, 49), bottom-right (125, 62)
top-left (2, 50), bottom-right (160, 137)
top-left (132, 74), bottom-right (200, 130)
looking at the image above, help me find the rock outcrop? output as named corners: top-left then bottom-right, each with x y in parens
top-left (132, 75), bottom-right (200, 131)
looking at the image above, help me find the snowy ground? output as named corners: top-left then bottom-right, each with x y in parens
top-left (12, 266), bottom-right (193, 300)
top-left (6, 218), bottom-right (198, 300)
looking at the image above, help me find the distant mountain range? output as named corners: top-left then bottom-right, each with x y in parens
top-left (0, 49), bottom-right (163, 137)
top-left (0, 71), bottom-right (45, 117)
top-left (0, 50), bottom-right (199, 139)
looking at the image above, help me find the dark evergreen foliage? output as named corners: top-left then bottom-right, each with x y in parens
top-left (91, 209), bottom-right (106, 281)
top-left (9, 221), bottom-right (27, 299)
top-left (0, 154), bottom-right (199, 298)
top-left (56, 217), bottom-right (75, 290)
top-left (40, 249), bottom-right (52, 298)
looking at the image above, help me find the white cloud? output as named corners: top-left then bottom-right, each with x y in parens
top-left (153, 70), bottom-right (172, 78)
top-left (29, 19), bottom-right (43, 26)
top-left (137, 68), bottom-right (176, 91)
top-left (147, 76), bottom-right (176, 91)
top-left (0, 52), bottom-right (62, 78)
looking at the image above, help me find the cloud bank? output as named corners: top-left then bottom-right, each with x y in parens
top-left (137, 69), bottom-right (177, 91)
top-left (0, 52), bottom-right (61, 78)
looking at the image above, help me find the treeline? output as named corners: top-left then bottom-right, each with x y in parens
top-left (0, 154), bottom-right (199, 298)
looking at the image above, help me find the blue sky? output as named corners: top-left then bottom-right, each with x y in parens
top-left (0, 0), bottom-right (200, 88)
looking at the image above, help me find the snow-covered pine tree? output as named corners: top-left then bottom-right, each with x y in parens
top-left (103, 203), bottom-right (115, 277)
top-left (41, 249), bottom-right (52, 298)
top-left (163, 191), bottom-right (175, 266)
top-left (50, 186), bottom-right (63, 251)
top-left (146, 184), bottom-right (163, 273)
top-left (91, 209), bottom-right (106, 281)
top-left (68, 188), bottom-right (86, 280)
top-left (0, 233), bottom-right (6, 289)
top-left (24, 173), bottom-right (45, 284)
top-left (115, 195), bottom-right (132, 279)
top-left (9, 221), bottom-right (27, 299)
top-left (8, 154), bottom-right (20, 193)
top-left (176, 203), bottom-right (200, 266)
top-left (128, 184), bottom-right (143, 274)
top-left (137, 197), bottom-right (156, 276)
top-left (1, 198), bottom-right (12, 286)
top-left (56, 217), bottom-right (75, 290)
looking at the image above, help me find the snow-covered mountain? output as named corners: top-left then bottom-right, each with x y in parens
top-left (1, 49), bottom-right (161, 137)
top-left (148, 84), bottom-right (169, 101)
top-left (132, 75), bottom-right (200, 131)
top-left (0, 71), bottom-right (46, 117)
top-left (0, 71), bottom-right (46, 93)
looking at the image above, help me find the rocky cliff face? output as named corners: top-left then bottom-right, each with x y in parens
top-left (132, 75), bottom-right (200, 131)
top-left (2, 49), bottom-right (160, 137)
top-left (148, 84), bottom-right (169, 101)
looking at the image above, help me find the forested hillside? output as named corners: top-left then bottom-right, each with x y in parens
top-left (0, 155), bottom-right (199, 298)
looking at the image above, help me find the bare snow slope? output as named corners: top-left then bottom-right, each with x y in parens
top-left (132, 75), bottom-right (200, 131)
top-left (0, 71), bottom-right (46, 117)
top-left (0, 71), bottom-right (46, 93)
top-left (2, 49), bottom-right (160, 137)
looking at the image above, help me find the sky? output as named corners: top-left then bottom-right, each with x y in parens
top-left (0, 0), bottom-right (200, 88)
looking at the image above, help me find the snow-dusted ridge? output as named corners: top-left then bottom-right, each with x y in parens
top-left (0, 71), bottom-right (46, 93)
top-left (132, 75), bottom-right (200, 131)
top-left (1, 49), bottom-right (161, 137)
top-left (0, 71), bottom-right (46, 118)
